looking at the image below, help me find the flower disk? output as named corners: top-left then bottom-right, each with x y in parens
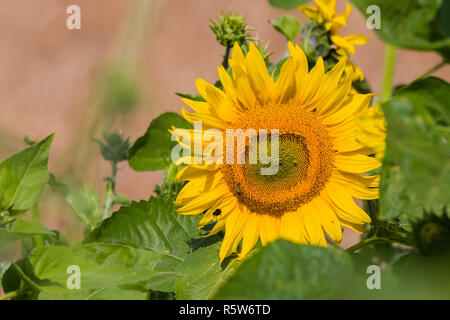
top-left (221, 104), bottom-right (334, 216)
top-left (174, 42), bottom-right (381, 261)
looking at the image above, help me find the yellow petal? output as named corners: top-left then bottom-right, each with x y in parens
top-left (334, 154), bottom-right (381, 173)
top-left (244, 42), bottom-right (274, 105)
top-left (325, 181), bottom-right (371, 224)
top-left (219, 208), bottom-right (247, 261)
top-left (280, 211), bottom-right (307, 243)
top-left (300, 202), bottom-right (327, 246)
top-left (312, 196), bottom-right (342, 243)
top-left (238, 212), bottom-right (260, 259)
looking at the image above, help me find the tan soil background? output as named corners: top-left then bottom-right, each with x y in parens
top-left (1, 0), bottom-right (449, 247)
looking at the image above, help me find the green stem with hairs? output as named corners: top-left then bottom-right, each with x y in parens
top-left (222, 45), bottom-right (231, 70)
top-left (418, 60), bottom-right (447, 80)
top-left (102, 161), bottom-right (118, 220)
top-left (379, 44), bottom-right (396, 103)
top-left (0, 290), bottom-right (21, 300)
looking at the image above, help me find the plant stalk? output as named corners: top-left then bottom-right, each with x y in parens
top-left (379, 44), bottom-right (396, 103)
top-left (418, 60), bottom-right (447, 80)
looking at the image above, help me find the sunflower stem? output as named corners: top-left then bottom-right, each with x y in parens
top-left (0, 290), bottom-right (21, 300)
top-left (102, 161), bottom-right (118, 220)
top-left (12, 263), bottom-right (40, 292)
top-left (379, 44), bottom-right (396, 103)
top-left (346, 237), bottom-right (391, 253)
top-left (222, 45), bottom-right (231, 70)
top-left (346, 234), bottom-right (411, 254)
top-left (417, 60), bottom-right (447, 80)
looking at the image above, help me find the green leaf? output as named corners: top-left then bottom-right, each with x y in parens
top-left (268, 56), bottom-right (289, 81)
top-left (350, 0), bottom-right (450, 59)
top-left (174, 242), bottom-right (241, 300)
top-left (270, 15), bottom-right (301, 41)
top-left (128, 112), bottom-right (192, 172)
top-left (29, 243), bottom-right (167, 295)
top-left (213, 240), bottom-right (352, 299)
top-left (48, 174), bottom-right (102, 230)
top-left (85, 197), bottom-right (200, 291)
top-left (0, 134), bottom-right (53, 213)
top-left (0, 219), bottom-right (54, 246)
top-left (11, 219), bottom-right (54, 236)
top-left (0, 261), bottom-right (11, 284)
top-left (37, 285), bottom-right (148, 300)
top-left (268, 0), bottom-right (310, 10)
top-left (380, 77), bottom-right (450, 221)
top-left (175, 92), bottom-right (205, 102)
top-left (389, 252), bottom-right (450, 299)
top-left (1, 258), bottom-right (41, 299)
top-left (86, 197), bottom-right (199, 259)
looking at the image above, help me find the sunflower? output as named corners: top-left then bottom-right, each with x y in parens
top-left (173, 42), bottom-right (380, 261)
top-left (357, 103), bottom-right (386, 160)
top-left (299, 0), bottom-right (369, 81)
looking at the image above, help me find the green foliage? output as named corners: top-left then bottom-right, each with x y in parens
top-left (380, 77), bottom-right (450, 221)
top-left (175, 242), bottom-right (241, 300)
top-left (390, 251), bottom-right (450, 299)
top-left (350, 0), bottom-right (450, 59)
top-left (412, 209), bottom-right (450, 256)
top-left (268, 0), bottom-right (310, 10)
top-left (214, 240), bottom-right (352, 299)
top-left (128, 112), bottom-right (192, 171)
top-left (30, 243), bottom-right (167, 299)
top-left (0, 219), bottom-right (54, 246)
top-left (101, 67), bottom-right (140, 115)
top-left (175, 92), bottom-right (205, 102)
top-left (0, 134), bottom-right (53, 217)
top-left (86, 197), bottom-right (199, 260)
top-left (85, 196), bottom-right (201, 292)
top-left (270, 15), bottom-right (301, 41)
top-left (300, 21), bottom-right (338, 71)
top-left (2, 5), bottom-right (450, 301)
top-left (49, 174), bottom-right (102, 231)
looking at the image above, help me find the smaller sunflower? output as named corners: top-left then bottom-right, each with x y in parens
top-left (357, 104), bottom-right (386, 160)
top-left (300, 0), bottom-right (369, 81)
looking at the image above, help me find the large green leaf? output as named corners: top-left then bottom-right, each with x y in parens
top-left (214, 240), bottom-right (352, 299)
top-left (49, 174), bottom-right (102, 230)
top-left (29, 243), bottom-right (168, 297)
top-left (86, 197), bottom-right (199, 259)
top-left (0, 134), bottom-right (53, 213)
top-left (175, 242), bottom-right (241, 300)
top-left (37, 285), bottom-right (148, 300)
top-left (128, 112), bottom-right (192, 171)
top-left (268, 0), bottom-right (310, 10)
top-left (380, 77), bottom-right (450, 221)
top-left (350, 0), bottom-right (450, 59)
top-left (85, 197), bottom-right (200, 291)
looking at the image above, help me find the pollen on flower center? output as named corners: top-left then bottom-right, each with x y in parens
top-left (242, 134), bottom-right (310, 189)
top-left (221, 104), bottom-right (335, 216)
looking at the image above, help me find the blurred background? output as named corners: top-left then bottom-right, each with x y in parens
top-left (1, 0), bottom-right (449, 245)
